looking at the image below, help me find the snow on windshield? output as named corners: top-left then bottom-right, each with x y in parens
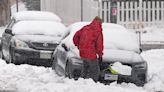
top-left (12, 21), bottom-right (66, 36)
top-left (63, 22), bottom-right (139, 53)
top-left (12, 11), bottom-right (61, 22)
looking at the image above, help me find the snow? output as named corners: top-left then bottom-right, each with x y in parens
top-left (12, 21), bottom-right (66, 37)
top-left (110, 62), bottom-right (132, 75)
top-left (103, 49), bottom-right (144, 63)
top-left (141, 27), bottom-right (164, 43)
top-left (0, 59), bottom-right (146, 92)
top-left (141, 49), bottom-right (164, 92)
top-left (0, 49), bottom-right (163, 92)
top-left (63, 22), bottom-right (140, 53)
top-left (0, 27), bottom-right (5, 37)
top-left (1, 23), bottom-right (164, 92)
top-left (12, 11), bottom-right (62, 22)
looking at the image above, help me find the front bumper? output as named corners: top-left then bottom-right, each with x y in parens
top-left (12, 47), bottom-right (53, 66)
top-left (99, 68), bottom-right (147, 86)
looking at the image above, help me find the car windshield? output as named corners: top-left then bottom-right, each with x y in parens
top-left (12, 21), bottom-right (66, 37)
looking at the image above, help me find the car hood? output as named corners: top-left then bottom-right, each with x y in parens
top-left (14, 35), bottom-right (62, 43)
top-left (68, 48), bottom-right (145, 64)
top-left (103, 49), bottom-right (145, 63)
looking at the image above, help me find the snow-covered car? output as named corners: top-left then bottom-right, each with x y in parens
top-left (1, 11), bottom-right (66, 66)
top-left (12, 11), bottom-right (61, 22)
top-left (52, 22), bottom-right (148, 86)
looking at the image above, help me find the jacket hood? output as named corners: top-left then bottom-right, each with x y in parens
top-left (88, 18), bottom-right (102, 31)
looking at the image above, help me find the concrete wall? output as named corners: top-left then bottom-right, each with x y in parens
top-left (41, 0), bottom-right (99, 25)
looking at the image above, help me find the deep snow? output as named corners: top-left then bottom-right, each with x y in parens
top-left (0, 49), bottom-right (163, 92)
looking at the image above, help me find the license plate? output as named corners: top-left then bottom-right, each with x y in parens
top-left (104, 74), bottom-right (118, 80)
top-left (40, 51), bottom-right (52, 59)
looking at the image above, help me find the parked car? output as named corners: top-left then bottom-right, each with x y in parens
top-left (52, 22), bottom-right (147, 86)
top-left (1, 11), bottom-right (66, 66)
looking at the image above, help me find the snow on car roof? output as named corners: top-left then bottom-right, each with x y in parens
top-left (12, 21), bottom-right (66, 36)
top-left (63, 22), bottom-right (140, 53)
top-left (12, 11), bottom-right (61, 22)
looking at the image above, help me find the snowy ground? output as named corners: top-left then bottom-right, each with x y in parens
top-left (0, 49), bottom-right (162, 92)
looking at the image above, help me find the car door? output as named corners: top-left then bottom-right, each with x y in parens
top-left (2, 19), bottom-right (15, 61)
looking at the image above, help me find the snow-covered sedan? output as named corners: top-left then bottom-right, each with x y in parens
top-left (1, 11), bottom-right (66, 66)
top-left (52, 22), bottom-right (148, 86)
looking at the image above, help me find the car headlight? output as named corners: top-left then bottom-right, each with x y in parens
top-left (15, 39), bottom-right (29, 48)
top-left (134, 62), bottom-right (147, 69)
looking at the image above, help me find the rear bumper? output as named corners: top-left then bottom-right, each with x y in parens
top-left (12, 47), bottom-right (53, 66)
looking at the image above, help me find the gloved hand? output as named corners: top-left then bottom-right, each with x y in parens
top-left (98, 57), bottom-right (102, 66)
top-left (98, 57), bottom-right (102, 62)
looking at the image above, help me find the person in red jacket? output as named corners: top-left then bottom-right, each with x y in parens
top-left (73, 16), bottom-right (104, 82)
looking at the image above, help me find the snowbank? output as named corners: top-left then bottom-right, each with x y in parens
top-left (0, 59), bottom-right (146, 92)
top-left (141, 49), bottom-right (164, 92)
top-left (141, 27), bottom-right (164, 42)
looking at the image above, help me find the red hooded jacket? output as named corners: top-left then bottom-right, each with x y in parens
top-left (73, 18), bottom-right (104, 60)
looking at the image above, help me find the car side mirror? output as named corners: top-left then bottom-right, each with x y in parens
top-left (5, 29), bottom-right (13, 35)
top-left (61, 43), bottom-right (68, 51)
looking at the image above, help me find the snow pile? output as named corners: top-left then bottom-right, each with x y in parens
top-left (141, 49), bottom-right (164, 92)
top-left (12, 11), bottom-right (61, 22)
top-left (12, 21), bottom-right (66, 36)
top-left (0, 59), bottom-right (146, 92)
top-left (64, 22), bottom-right (139, 53)
top-left (141, 27), bottom-right (164, 42)
top-left (110, 62), bottom-right (132, 75)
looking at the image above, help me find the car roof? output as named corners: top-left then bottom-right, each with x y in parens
top-left (12, 11), bottom-right (61, 22)
top-left (12, 21), bottom-right (66, 36)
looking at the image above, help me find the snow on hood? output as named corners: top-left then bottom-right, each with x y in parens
top-left (12, 11), bottom-right (61, 22)
top-left (62, 22), bottom-right (140, 53)
top-left (69, 48), bottom-right (144, 63)
top-left (103, 49), bottom-right (144, 63)
top-left (12, 21), bottom-right (66, 36)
